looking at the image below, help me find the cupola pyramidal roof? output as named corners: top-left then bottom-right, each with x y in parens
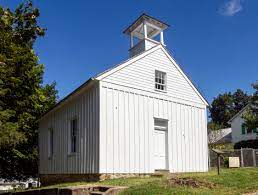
top-left (123, 14), bottom-right (169, 57)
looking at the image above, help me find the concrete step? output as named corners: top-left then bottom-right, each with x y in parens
top-left (151, 169), bottom-right (170, 177)
top-left (155, 169), bottom-right (170, 174)
top-left (90, 192), bottom-right (104, 195)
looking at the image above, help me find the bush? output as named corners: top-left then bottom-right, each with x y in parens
top-left (234, 139), bottom-right (258, 149)
top-left (223, 157), bottom-right (229, 168)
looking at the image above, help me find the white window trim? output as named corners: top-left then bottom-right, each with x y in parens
top-left (153, 118), bottom-right (169, 170)
top-left (154, 118), bottom-right (168, 131)
top-left (155, 70), bottom-right (167, 92)
top-left (68, 118), bottom-right (78, 156)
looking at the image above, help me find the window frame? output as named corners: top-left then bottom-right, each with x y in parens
top-left (69, 118), bottom-right (78, 154)
top-left (154, 118), bottom-right (168, 131)
top-left (48, 127), bottom-right (54, 159)
top-left (155, 70), bottom-right (167, 92)
top-left (241, 124), bottom-right (246, 135)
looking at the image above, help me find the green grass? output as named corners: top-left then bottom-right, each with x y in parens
top-left (44, 168), bottom-right (258, 195)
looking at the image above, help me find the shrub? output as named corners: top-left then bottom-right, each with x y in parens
top-left (234, 139), bottom-right (258, 149)
top-left (223, 157), bottom-right (229, 168)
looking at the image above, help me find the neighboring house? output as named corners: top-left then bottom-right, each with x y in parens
top-left (0, 182), bottom-right (14, 193)
top-left (228, 105), bottom-right (258, 143)
top-left (208, 128), bottom-right (232, 145)
top-left (0, 179), bottom-right (39, 193)
top-left (39, 14), bottom-right (209, 185)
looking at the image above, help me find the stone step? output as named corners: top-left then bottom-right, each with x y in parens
top-left (151, 169), bottom-right (170, 177)
top-left (90, 192), bottom-right (104, 195)
top-left (155, 169), bottom-right (170, 174)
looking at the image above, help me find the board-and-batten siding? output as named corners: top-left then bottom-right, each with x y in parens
top-left (101, 48), bottom-right (204, 105)
top-left (99, 47), bottom-right (208, 173)
top-left (99, 82), bottom-right (208, 173)
top-left (39, 45), bottom-right (208, 175)
top-left (39, 85), bottom-right (99, 174)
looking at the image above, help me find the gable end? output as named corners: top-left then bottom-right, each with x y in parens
top-left (96, 45), bottom-right (208, 106)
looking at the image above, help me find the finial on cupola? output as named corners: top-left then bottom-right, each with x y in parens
top-left (123, 13), bottom-right (169, 57)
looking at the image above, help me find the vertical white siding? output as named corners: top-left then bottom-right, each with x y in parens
top-left (99, 82), bottom-right (208, 173)
top-left (39, 42), bottom-right (208, 175)
top-left (39, 84), bottom-right (99, 174)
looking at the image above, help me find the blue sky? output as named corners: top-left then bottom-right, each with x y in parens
top-left (1, 0), bottom-right (258, 103)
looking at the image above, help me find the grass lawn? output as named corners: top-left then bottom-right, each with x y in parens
top-left (45, 168), bottom-right (258, 195)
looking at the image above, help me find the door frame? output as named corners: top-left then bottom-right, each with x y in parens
top-left (153, 118), bottom-right (169, 170)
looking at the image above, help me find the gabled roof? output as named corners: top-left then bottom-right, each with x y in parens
top-left (123, 13), bottom-right (169, 35)
top-left (40, 44), bottom-right (208, 120)
top-left (96, 44), bottom-right (209, 106)
top-left (39, 78), bottom-right (96, 121)
top-left (228, 104), bottom-right (249, 124)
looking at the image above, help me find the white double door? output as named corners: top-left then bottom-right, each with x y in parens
top-left (153, 119), bottom-right (168, 170)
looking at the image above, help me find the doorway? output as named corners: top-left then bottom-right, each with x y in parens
top-left (153, 118), bottom-right (168, 170)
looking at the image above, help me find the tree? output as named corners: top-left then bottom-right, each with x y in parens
top-left (207, 121), bottom-right (223, 132)
top-left (209, 89), bottom-right (249, 128)
top-left (0, 1), bottom-right (57, 180)
top-left (233, 89), bottom-right (250, 112)
top-left (243, 82), bottom-right (258, 131)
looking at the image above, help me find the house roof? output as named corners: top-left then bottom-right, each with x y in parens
top-left (39, 78), bottom-right (95, 121)
top-left (123, 13), bottom-right (169, 35)
top-left (208, 128), bottom-right (232, 144)
top-left (40, 44), bottom-right (209, 120)
top-left (228, 104), bottom-right (249, 124)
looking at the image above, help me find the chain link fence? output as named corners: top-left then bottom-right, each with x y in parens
top-left (209, 148), bottom-right (258, 168)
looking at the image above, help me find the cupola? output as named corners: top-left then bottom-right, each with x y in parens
top-left (123, 14), bottom-right (169, 57)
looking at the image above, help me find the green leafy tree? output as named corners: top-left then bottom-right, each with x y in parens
top-left (233, 89), bottom-right (250, 112)
top-left (209, 89), bottom-right (249, 128)
top-left (0, 1), bottom-right (57, 180)
top-left (207, 121), bottom-right (223, 131)
top-left (243, 82), bottom-right (258, 131)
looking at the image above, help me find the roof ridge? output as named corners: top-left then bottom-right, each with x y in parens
top-left (95, 44), bottom-right (161, 79)
top-left (228, 104), bottom-right (250, 124)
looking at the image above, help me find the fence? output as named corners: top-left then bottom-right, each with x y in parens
top-left (209, 148), bottom-right (258, 168)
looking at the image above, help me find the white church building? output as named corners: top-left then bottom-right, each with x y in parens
top-left (39, 14), bottom-right (209, 184)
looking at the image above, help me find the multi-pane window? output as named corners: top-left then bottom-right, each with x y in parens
top-left (70, 119), bottom-right (78, 153)
top-left (48, 128), bottom-right (54, 158)
top-left (155, 70), bottom-right (166, 91)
